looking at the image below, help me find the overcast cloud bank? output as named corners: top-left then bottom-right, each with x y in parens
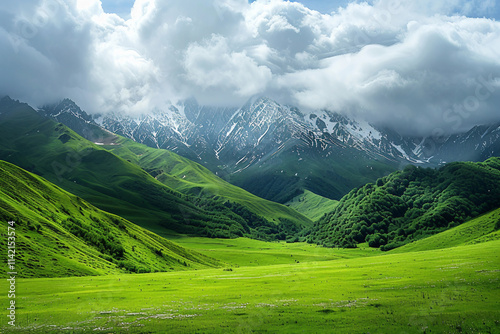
top-left (1, 0), bottom-right (499, 135)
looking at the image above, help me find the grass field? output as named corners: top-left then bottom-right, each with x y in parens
top-left (1, 239), bottom-right (498, 333)
top-left (168, 236), bottom-right (379, 267)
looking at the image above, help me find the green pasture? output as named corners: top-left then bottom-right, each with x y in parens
top-left (1, 240), bottom-right (498, 333)
top-left (169, 236), bottom-right (379, 267)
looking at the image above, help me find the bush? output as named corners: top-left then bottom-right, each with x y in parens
top-left (367, 233), bottom-right (386, 248)
top-left (380, 241), bottom-right (406, 251)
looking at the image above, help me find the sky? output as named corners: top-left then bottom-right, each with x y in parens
top-left (100, 0), bottom-right (353, 19)
top-left (1, 0), bottom-right (500, 136)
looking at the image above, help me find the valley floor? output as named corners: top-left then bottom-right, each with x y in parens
top-left (1, 239), bottom-right (499, 333)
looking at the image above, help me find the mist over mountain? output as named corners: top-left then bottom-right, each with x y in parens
top-left (1, 0), bottom-right (500, 136)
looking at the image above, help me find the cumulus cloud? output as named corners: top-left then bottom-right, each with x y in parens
top-left (184, 34), bottom-right (272, 104)
top-left (281, 16), bottom-right (500, 134)
top-left (0, 0), bottom-right (499, 135)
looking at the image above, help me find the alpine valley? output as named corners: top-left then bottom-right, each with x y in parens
top-left (2, 0), bottom-right (500, 332)
top-left (0, 95), bottom-right (499, 333)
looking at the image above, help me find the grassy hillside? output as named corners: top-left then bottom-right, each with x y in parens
top-left (103, 135), bottom-right (312, 229)
top-left (391, 207), bottom-right (500, 253)
top-left (2, 239), bottom-right (498, 333)
top-left (0, 160), bottom-right (220, 278)
top-left (308, 158), bottom-right (500, 249)
top-left (284, 190), bottom-right (338, 222)
top-left (0, 97), bottom-right (310, 240)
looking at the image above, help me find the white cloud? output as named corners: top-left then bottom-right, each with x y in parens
top-left (0, 0), bottom-right (499, 135)
top-left (279, 15), bottom-right (500, 135)
top-left (184, 34), bottom-right (272, 104)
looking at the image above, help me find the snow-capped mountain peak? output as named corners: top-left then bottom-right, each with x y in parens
top-left (38, 97), bottom-right (500, 201)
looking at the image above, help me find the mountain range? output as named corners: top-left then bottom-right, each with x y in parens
top-left (40, 97), bottom-right (500, 204)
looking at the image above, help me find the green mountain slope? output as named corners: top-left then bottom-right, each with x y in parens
top-left (284, 190), bottom-right (339, 222)
top-left (228, 147), bottom-right (396, 203)
top-left (102, 136), bottom-right (312, 229)
top-left (308, 158), bottom-right (500, 249)
top-left (0, 97), bottom-right (310, 240)
top-left (0, 160), bottom-right (220, 278)
top-left (391, 208), bottom-right (500, 253)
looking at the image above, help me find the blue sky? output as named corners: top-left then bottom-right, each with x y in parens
top-left (100, 0), bottom-right (135, 18)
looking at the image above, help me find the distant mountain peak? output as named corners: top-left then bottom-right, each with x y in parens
top-left (40, 98), bottom-right (94, 123)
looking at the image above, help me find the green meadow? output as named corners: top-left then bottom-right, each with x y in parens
top-left (169, 236), bottom-right (380, 267)
top-left (1, 238), bottom-right (499, 333)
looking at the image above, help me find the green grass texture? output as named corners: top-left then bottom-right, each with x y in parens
top-left (0, 239), bottom-right (498, 333)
